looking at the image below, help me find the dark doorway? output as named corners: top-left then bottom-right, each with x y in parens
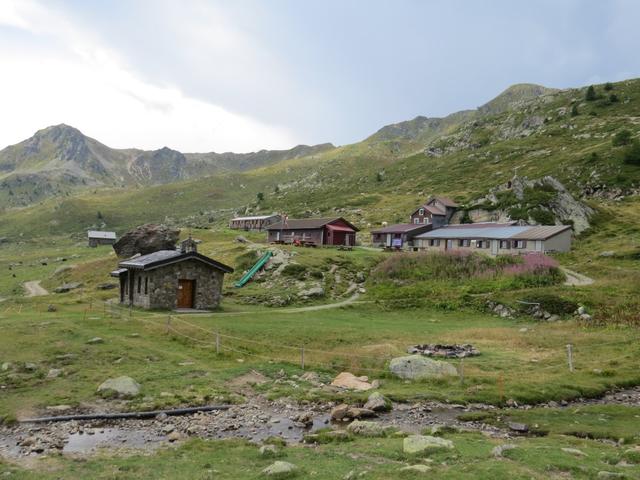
top-left (177, 279), bottom-right (195, 308)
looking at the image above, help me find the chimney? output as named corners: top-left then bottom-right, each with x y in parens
top-left (180, 234), bottom-right (197, 254)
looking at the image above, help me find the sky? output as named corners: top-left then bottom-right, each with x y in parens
top-left (1, 0), bottom-right (639, 153)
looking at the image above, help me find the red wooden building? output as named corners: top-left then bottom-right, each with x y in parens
top-left (266, 217), bottom-right (359, 246)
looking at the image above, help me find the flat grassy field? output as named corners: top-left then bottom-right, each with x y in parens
top-left (2, 432), bottom-right (639, 479)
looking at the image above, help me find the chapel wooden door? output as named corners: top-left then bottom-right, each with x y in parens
top-left (177, 279), bottom-right (195, 308)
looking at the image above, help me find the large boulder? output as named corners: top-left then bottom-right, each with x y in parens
top-left (403, 435), bottom-right (454, 455)
top-left (330, 372), bottom-right (374, 391)
top-left (346, 420), bottom-right (393, 437)
top-left (364, 391), bottom-right (392, 412)
top-left (389, 355), bottom-right (457, 380)
top-left (261, 461), bottom-right (298, 478)
top-left (113, 224), bottom-right (180, 258)
top-left (97, 376), bottom-right (141, 398)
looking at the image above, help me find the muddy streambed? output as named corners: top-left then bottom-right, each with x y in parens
top-left (0, 400), bottom-right (493, 459)
top-left (2, 386), bottom-right (639, 459)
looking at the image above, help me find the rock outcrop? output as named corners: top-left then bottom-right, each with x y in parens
top-left (113, 224), bottom-right (180, 258)
top-left (465, 175), bottom-right (594, 234)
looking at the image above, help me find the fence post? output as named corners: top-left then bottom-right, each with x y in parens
top-left (566, 344), bottom-right (574, 372)
top-left (129, 305), bottom-right (132, 319)
top-left (301, 346), bottom-right (305, 370)
top-left (216, 331), bottom-right (220, 354)
top-left (165, 315), bottom-right (171, 334)
top-left (459, 357), bottom-right (465, 385)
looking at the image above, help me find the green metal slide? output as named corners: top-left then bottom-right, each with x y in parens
top-left (234, 251), bottom-right (273, 288)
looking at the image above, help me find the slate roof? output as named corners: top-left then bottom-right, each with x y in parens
top-left (371, 223), bottom-right (431, 234)
top-left (267, 217), bottom-right (359, 231)
top-left (231, 215), bottom-right (280, 221)
top-left (88, 230), bottom-right (116, 239)
top-left (509, 225), bottom-right (572, 240)
top-left (118, 250), bottom-right (233, 273)
top-left (425, 205), bottom-right (446, 215)
top-left (431, 196), bottom-right (459, 208)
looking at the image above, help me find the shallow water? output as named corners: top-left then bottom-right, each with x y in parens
top-left (63, 427), bottom-right (163, 454)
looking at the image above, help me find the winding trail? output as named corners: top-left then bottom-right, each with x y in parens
top-left (23, 280), bottom-right (49, 297)
top-left (561, 267), bottom-right (594, 286)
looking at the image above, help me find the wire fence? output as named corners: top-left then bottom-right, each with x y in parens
top-left (5, 295), bottom-right (640, 396)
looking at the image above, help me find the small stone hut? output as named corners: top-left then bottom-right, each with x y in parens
top-left (110, 237), bottom-right (233, 310)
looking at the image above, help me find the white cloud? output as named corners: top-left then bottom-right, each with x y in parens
top-left (0, 0), bottom-right (297, 152)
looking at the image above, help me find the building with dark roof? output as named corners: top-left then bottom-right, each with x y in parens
top-left (370, 223), bottom-right (433, 249)
top-left (410, 196), bottom-right (459, 227)
top-left (414, 224), bottom-right (572, 255)
top-left (110, 236), bottom-right (233, 310)
top-left (88, 230), bottom-right (116, 247)
top-left (266, 217), bottom-right (359, 246)
top-left (229, 214), bottom-right (281, 231)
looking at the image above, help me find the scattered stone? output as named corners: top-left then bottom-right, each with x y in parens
top-left (53, 265), bottom-right (75, 276)
top-left (597, 472), bottom-right (624, 479)
top-left (330, 372), bottom-right (374, 391)
top-left (87, 337), bottom-right (104, 344)
top-left (330, 404), bottom-right (351, 421)
top-left (23, 362), bottom-right (37, 371)
top-left (330, 404), bottom-right (376, 421)
top-left (508, 422), bottom-right (529, 433)
top-left (399, 465), bottom-right (431, 474)
top-left (297, 286), bottom-right (324, 299)
top-left (261, 461), bottom-right (298, 478)
top-left (389, 355), bottom-right (458, 380)
top-left (363, 392), bottom-right (392, 412)
top-left (562, 448), bottom-right (587, 457)
top-left (492, 444), bottom-right (517, 458)
top-left (166, 431), bottom-right (182, 442)
top-left (346, 420), bottom-right (392, 437)
top-left (408, 344), bottom-right (480, 358)
top-left (45, 404), bottom-right (73, 412)
top-left (97, 376), bottom-right (141, 398)
top-left (47, 304), bottom-right (57, 312)
top-left (259, 444), bottom-right (280, 458)
top-left (577, 306), bottom-right (586, 315)
top-left (46, 368), bottom-right (63, 378)
top-left (580, 313), bottom-right (593, 321)
top-left (1, 362), bottom-right (11, 371)
top-left (599, 251), bottom-right (615, 257)
top-left (403, 435), bottom-right (454, 455)
top-left (235, 236), bottom-right (248, 243)
top-left (300, 371), bottom-right (321, 385)
top-left (54, 282), bottom-right (82, 293)
top-left (97, 282), bottom-right (117, 290)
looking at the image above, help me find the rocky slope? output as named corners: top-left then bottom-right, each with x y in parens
top-left (0, 125), bottom-right (335, 208)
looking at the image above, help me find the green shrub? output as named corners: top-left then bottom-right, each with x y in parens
top-left (521, 293), bottom-right (578, 315)
top-left (530, 208), bottom-right (555, 225)
top-left (282, 263), bottom-right (308, 279)
top-left (622, 140), bottom-right (640, 166)
top-left (612, 129), bottom-right (632, 146)
top-left (585, 85), bottom-right (597, 101)
top-left (235, 250), bottom-right (259, 272)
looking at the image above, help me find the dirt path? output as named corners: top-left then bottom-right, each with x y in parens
top-left (176, 292), bottom-right (366, 317)
top-left (561, 267), bottom-right (594, 286)
top-left (23, 280), bottom-right (49, 297)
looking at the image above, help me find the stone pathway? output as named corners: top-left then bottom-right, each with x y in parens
top-left (23, 280), bottom-right (49, 297)
top-left (561, 267), bottom-right (594, 286)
